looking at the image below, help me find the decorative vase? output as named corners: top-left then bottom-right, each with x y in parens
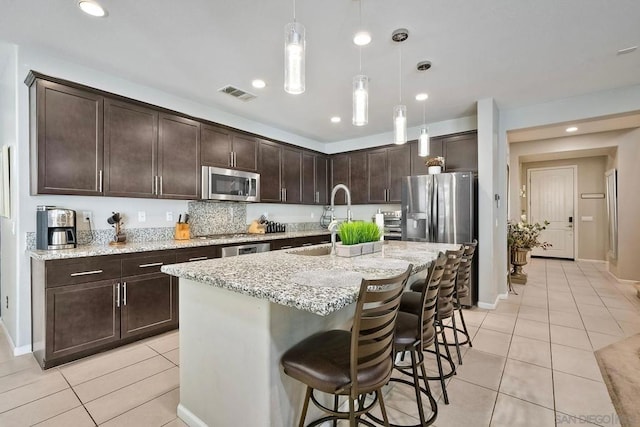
top-left (510, 247), bottom-right (530, 284)
top-left (427, 166), bottom-right (442, 174)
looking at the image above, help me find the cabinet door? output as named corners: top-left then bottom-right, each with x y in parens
top-left (442, 132), bottom-right (478, 172)
top-left (104, 99), bottom-right (157, 198)
top-left (302, 152), bottom-right (316, 204)
top-left (282, 147), bottom-right (302, 204)
top-left (34, 80), bottom-right (104, 196)
top-left (120, 274), bottom-right (177, 339)
top-left (46, 280), bottom-right (120, 361)
top-left (158, 114), bottom-right (201, 199)
top-left (387, 145), bottom-right (411, 203)
top-left (315, 156), bottom-right (329, 205)
top-left (232, 134), bottom-right (258, 171)
top-left (201, 124), bottom-right (232, 168)
top-left (349, 151), bottom-right (368, 204)
top-left (259, 140), bottom-right (282, 202)
top-left (331, 154), bottom-right (350, 205)
top-left (367, 149), bottom-right (388, 203)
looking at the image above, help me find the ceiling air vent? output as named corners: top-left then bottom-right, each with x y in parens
top-left (218, 85), bottom-right (257, 101)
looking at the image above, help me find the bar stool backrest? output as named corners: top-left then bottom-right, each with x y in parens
top-left (456, 239), bottom-right (478, 291)
top-left (419, 252), bottom-right (447, 344)
top-left (437, 247), bottom-right (464, 303)
top-left (349, 264), bottom-right (413, 398)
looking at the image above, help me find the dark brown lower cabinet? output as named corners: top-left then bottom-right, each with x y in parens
top-left (32, 254), bottom-right (180, 369)
top-left (120, 273), bottom-right (177, 339)
top-left (46, 279), bottom-right (121, 362)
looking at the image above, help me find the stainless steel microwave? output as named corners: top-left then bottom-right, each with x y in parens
top-left (201, 166), bottom-right (260, 202)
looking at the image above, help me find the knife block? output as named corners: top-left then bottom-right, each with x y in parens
top-left (175, 223), bottom-right (190, 240)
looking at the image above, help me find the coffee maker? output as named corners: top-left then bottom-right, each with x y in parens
top-left (36, 206), bottom-right (77, 250)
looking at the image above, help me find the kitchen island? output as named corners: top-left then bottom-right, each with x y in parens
top-left (161, 241), bottom-right (459, 427)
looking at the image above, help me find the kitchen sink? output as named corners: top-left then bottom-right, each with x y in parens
top-left (287, 246), bottom-right (332, 256)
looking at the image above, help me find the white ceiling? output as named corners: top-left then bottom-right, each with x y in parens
top-left (1, 0), bottom-right (639, 143)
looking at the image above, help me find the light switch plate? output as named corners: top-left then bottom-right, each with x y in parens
top-left (166, 211), bottom-right (173, 222)
top-left (138, 211), bottom-right (146, 222)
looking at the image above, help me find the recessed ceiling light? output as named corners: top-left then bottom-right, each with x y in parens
top-left (78, 0), bottom-right (107, 17)
top-left (330, 116), bottom-right (341, 123)
top-left (566, 126), bottom-right (578, 133)
top-left (415, 93), bottom-right (429, 101)
top-left (353, 31), bottom-right (372, 46)
top-left (251, 79), bottom-right (266, 89)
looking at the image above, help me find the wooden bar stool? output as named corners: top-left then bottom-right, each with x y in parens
top-left (401, 247), bottom-right (464, 404)
top-left (368, 252), bottom-right (447, 427)
top-left (281, 265), bottom-right (413, 427)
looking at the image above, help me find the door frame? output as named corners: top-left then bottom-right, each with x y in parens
top-left (526, 165), bottom-right (578, 260)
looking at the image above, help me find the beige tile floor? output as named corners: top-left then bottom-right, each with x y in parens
top-left (0, 258), bottom-right (638, 426)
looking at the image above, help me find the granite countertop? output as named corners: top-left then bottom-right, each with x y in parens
top-left (161, 241), bottom-right (460, 316)
top-left (28, 230), bottom-right (330, 261)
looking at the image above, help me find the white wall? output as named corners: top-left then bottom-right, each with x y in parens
top-left (476, 98), bottom-right (506, 308)
top-left (0, 42), bottom-right (19, 348)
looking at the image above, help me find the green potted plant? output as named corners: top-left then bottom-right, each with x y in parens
top-left (336, 221), bottom-right (382, 257)
top-left (508, 216), bottom-right (551, 283)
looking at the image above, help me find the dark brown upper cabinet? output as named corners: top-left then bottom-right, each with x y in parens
top-left (258, 140), bottom-right (282, 202)
top-left (330, 154), bottom-right (350, 205)
top-left (410, 139), bottom-right (443, 176)
top-left (441, 131), bottom-right (478, 172)
top-left (30, 79), bottom-right (104, 196)
top-left (258, 140), bottom-right (303, 204)
top-left (157, 114), bottom-right (200, 199)
top-left (367, 145), bottom-right (410, 203)
top-left (104, 99), bottom-right (158, 198)
top-left (349, 151), bottom-right (368, 204)
top-left (201, 124), bottom-right (258, 172)
top-left (303, 153), bottom-right (328, 205)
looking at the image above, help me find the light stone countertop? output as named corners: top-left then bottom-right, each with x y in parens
top-left (28, 230), bottom-right (330, 261)
top-left (161, 241), bottom-right (460, 316)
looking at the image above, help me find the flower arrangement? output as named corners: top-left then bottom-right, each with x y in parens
top-left (338, 221), bottom-right (381, 245)
top-left (508, 216), bottom-right (551, 250)
top-left (426, 156), bottom-right (445, 167)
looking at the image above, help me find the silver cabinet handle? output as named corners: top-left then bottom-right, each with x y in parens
top-left (138, 262), bottom-right (163, 268)
top-left (230, 152), bottom-right (233, 167)
top-left (159, 176), bottom-right (163, 196)
top-left (70, 269), bottom-right (103, 277)
top-left (280, 245), bottom-right (293, 249)
top-left (233, 152), bottom-right (237, 167)
top-left (302, 243), bottom-right (313, 246)
top-left (283, 188), bottom-right (287, 202)
top-left (320, 240), bottom-right (330, 244)
top-left (98, 170), bottom-right (103, 193)
top-left (123, 282), bottom-right (127, 306)
top-left (154, 176), bottom-right (158, 195)
top-left (116, 283), bottom-right (120, 308)
top-left (280, 188), bottom-right (284, 201)
top-left (188, 256), bottom-right (208, 261)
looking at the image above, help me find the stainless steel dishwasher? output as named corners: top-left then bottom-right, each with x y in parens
top-left (220, 242), bottom-right (271, 257)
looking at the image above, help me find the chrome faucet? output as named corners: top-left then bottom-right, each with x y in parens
top-left (329, 184), bottom-right (352, 254)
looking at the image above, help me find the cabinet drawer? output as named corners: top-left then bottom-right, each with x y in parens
top-left (122, 253), bottom-right (176, 277)
top-left (175, 246), bottom-right (220, 263)
top-left (46, 258), bottom-right (122, 288)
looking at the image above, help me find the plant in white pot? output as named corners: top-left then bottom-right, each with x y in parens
top-left (336, 221), bottom-right (382, 257)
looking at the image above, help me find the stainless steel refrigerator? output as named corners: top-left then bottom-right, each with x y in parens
top-left (401, 172), bottom-right (478, 306)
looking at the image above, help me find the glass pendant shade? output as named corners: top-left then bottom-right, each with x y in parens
top-left (352, 75), bottom-right (369, 126)
top-left (393, 105), bottom-right (407, 144)
top-left (284, 22), bottom-right (305, 94)
top-left (418, 127), bottom-right (430, 157)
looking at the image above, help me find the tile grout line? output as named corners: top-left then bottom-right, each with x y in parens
top-left (94, 385), bottom-right (181, 426)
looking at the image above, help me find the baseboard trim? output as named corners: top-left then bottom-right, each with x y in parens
top-left (0, 320), bottom-right (31, 356)
top-left (607, 270), bottom-right (640, 284)
top-left (498, 292), bottom-right (509, 300)
top-left (177, 403), bottom-right (208, 427)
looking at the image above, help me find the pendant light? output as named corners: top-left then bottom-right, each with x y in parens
top-left (284, 0), bottom-right (305, 94)
top-left (352, 1), bottom-right (369, 126)
top-left (418, 94), bottom-right (430, 157)
top-left (392, 29), bottom-right (408, 145)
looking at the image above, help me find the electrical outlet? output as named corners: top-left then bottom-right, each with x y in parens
top-left (138, 211), bottom-right (146, 222)
top-left (166, 211), bottom-right (173, 222)
top-left (82, 211), bottom-right (92, 223)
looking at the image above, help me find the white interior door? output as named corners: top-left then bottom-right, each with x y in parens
top-left (528, 167), bottom-right (575, 259)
